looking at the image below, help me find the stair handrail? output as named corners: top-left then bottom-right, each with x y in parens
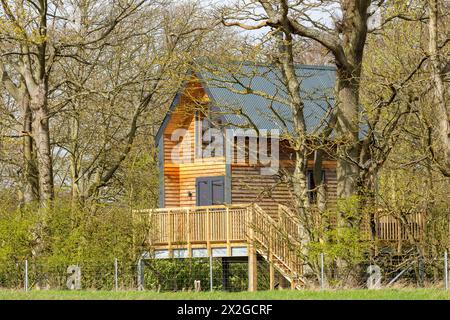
top-left (249, 204), bottom-right (304, 281)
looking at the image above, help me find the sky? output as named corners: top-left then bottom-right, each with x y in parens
top-left (200, 0), bottom-right (338, 38)
top-left (200, 0), bottom-right (380, 36)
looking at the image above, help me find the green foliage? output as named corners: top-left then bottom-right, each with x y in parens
top-left (121, 142), bottom-right (160, 209)
top-left (306, 196), bottom-right (372, 286)
top-left (0, 196), bottom-right (139, 289)
top-left (143, 259), bottom-right (252, 292)
top-left (0, 207), bottom-right (35, 288)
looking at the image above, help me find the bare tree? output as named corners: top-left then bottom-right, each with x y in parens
top-left (427, 0), bottom-right (449, 177)
top-left (0, 0), bottom-right (147, 206)
top-left (221, 0), bottom-right (376, 198)
top-left (0, 71), bottom-right (39, 204)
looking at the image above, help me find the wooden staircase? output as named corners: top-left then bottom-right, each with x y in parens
top-left (249, 204), bottom-right (305, 289)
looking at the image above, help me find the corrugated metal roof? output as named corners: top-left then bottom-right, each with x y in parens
top-left (155, 62), bottom-right (337, 145)
top-left (197, 62), bottom-right (336, 136)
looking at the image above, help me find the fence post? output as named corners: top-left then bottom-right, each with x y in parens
top-left (209, 255), bottom-right (213, 292)
top-left (24, 259), bottom-right (28, 292)
top-left (320, 253), bottom-right (325, 290)
top-left (445, 251), bottom-right (448, 291)
top-left (114, 258), bottom-right (118, 291)
top-left (137, 257), bottom-right (144, 291)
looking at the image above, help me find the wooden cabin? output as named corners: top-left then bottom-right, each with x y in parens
top-left (135, 63), bottom-right (425, 291)
top-left (156, 63), bottom-right (338, 214)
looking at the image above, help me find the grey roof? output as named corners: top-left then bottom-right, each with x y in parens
top-left (197, 62), bottom-right (336, 135)
top-left (155, 62), bottom-right (337, 144)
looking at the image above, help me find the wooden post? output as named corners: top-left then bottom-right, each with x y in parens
top-left (24, 259), bottom-right (28, 292)
top-left (186, 209), bottom-right (191, 258)
top-left (131, 210), bottom-right (136, 256)
top-left (290, 278), bottom-right (297, 290)
top-left (226, 207), bottom-right (231, 256)
top-left (248, 244), bottom-right (258, 292)
top-left (209, 255), bottom-right (213, 292)
top-left (206, 208), bottom-right (211, 257)
top-left (269, 228), bottom-right (274, 290)
top-left (168, 210), bottom-right (173, 258)
top-left (397, 217), bottom-right (402, 253)
top-left (248, 206), bottom-right (258, 292)
top-left (269, 258), bottom-right (275, 290)
top-left (114, 258), bottom-right (118, 291)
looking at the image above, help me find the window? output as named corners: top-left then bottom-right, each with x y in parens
top-left (196, 177), bottom-right (225, 206)
top-left (307, 170), bottom-right (325, 204)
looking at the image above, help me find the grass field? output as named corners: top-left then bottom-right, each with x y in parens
top-left (0, 289), bottom-right (448, 300)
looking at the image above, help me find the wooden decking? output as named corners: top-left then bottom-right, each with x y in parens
top-left (133, 205), bottom-right (426, 257)
top-left (134, 205), bottom-right (250, 258)
top-left (133, 204), bottom-right (426, 290)
top-left (133, 203), bottom-right (306, 290)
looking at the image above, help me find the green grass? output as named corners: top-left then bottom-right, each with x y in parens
top-left (0, 289), bottom-right (448, 300)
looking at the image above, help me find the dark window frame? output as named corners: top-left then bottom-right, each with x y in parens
top-left (307, 170), bottom-right (325, 204)
top-left (195, 176), bottom-right (225, 206)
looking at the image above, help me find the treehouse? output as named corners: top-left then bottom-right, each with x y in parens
top-left (134, 62), bottom-right (426, 291)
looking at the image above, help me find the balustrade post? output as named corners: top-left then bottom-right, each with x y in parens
top-left (269, 227), bottom-right (275, 290)
top-left (186, 209), bottom-right (191, 258)
top-left (248, 205), bottom-right (258, 292)
top-left (168, 210), bottom-right (173, 258)
top-left (206, 208), bottom-right (211, 256)
top-left (226, 207), bottom-right (231, 256)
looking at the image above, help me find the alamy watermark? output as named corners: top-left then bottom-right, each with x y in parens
top-left (170, 121), bottom-right (280, 175)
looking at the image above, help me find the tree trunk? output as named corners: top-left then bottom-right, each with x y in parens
top-left (428, 0), bottom-right (449, 253)
top-left (335, 69), bottom-right (362, 199)
top-left (277, 31), bottom-right (310, 218)
top-left (21, 97), bottom-right (40, 205)
top-left (429, 0), bottom-right (450, 176)
top-left (69, 115), bottom-right (83, 207)
top-left (31, 85), bottom-right (54, 205)
top-left (335, 0), bottom-right (370, 198)
top-left (313, 149), bottom-right (327, 213)
top-left (292, 149), bottom-right (310, 215)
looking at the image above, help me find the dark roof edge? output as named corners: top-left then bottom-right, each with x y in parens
top-left (155, 70), bottom-right (218, 146)
top-left (155, 90), bottom-right (182, 146)
top-left (155, 69), bottom-right (195, 145)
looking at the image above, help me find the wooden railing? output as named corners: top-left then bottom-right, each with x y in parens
top-left (135, 204), bottom-right (305, 285)
top-left (374, 211), bottom-right (426, 242)
top-left (278, 205), bottom-right (303, 241)
top-left (134, 205), bottom-right (249, 248)
top-left (250, 204), bottom-right (303, 285)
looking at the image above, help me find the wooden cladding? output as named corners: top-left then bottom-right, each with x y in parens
top-left (231, 164), bottom-right (337, 217)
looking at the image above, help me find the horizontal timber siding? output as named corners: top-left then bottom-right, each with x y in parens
top-left (231, 162), bottom-right (337, 217)
top-left (178, 161), bottom-right (226, 207)
top-left (231, 165), bottom-right (291, 218)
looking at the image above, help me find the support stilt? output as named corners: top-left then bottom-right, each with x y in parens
top-left (248, 245), bottom-right (258, 292)
top-left (269, 258), bottom-right (275, 290)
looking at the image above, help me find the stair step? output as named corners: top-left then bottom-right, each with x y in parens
top-left (252, 204), bottom-right (305, 289)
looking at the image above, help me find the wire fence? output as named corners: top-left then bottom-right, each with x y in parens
top-left (316, 251), bottom-right (450, 290)
top-left (141, 257), bottom-right (271, 292)
top-left (1, 252), bottom-right (449, 292)
top-left (0, 258), bottom-right (274, 292)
